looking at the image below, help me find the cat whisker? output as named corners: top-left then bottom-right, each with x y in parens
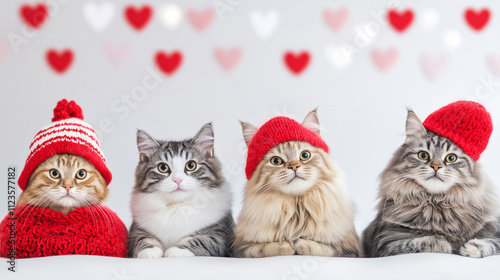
top-left (76, 197), bottom-right (99, 228)
top-left (83, 195), bottom-right (115, 233)
top-left (20, 195), bottom-right (58, 226)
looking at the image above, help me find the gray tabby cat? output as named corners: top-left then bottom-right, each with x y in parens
top-left (128, 123), bottom-right (235, 258)
top-left (362, 110), bottom-right (500, 258)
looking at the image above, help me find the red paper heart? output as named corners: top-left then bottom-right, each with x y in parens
top-left (284, 51), bottom-right (310, 75)
top-left (155, 51), bottom-right (182, 75)
top-left (46, 49), bottom-right (74, 74)
top-left (125, 5), bottom-right (152, 31)
top-left (20, 3), bottom-right (48, 29)
top-left (387, 9), bottom-right (414, 33)
top-left (464, 8), bottom-right (490, 31)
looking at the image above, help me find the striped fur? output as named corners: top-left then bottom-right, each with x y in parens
top-left (362, 111), bottom-right (500, 258)
top-left (128, 124), bottom-right (234, 258)
top-left (17, 154), bottom-right (108, 214)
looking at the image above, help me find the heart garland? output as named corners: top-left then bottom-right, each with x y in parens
top-left (155, 51), bottom-right (183, 75)
top-left (104, 42), bottom-right (131, 66)
top-left (250, 10), bottom-right (280, 39)
top-left (20, 3), bottom-right (48, 29)
top-left (464, 8), bottom-right (490, 31)
top-left (125, 5), bottom-right (153, 31)
top-left (284, 51), bottom-right (310, 75)
top-left (25, 6), bottom-right (497, 79)
top-left (387, 9), bottom-right (414, 33)
top-left (187, 8), bottom-right (214, 32)
top-left (46, 49), bottom-right (74, 74)
top-left (19, 5), bottom-right (495, 34)
top-left (420, 53), bottom-right (450, 82)
top-left (323, 8), bottom-right (349, 32)
top-left (83, 2), bottom-right (115, 33)
top-left (372, 49), bottom-right (398, 71)
top-left (160, 4), bottom-right (183, 29)
top-left (215, 48), bottom-right (242, 71)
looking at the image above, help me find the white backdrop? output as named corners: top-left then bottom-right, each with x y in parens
top-left (1, 0), bottom-right (500, 238)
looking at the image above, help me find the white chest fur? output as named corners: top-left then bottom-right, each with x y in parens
top-left (131, 186), bottom-right (231, 249)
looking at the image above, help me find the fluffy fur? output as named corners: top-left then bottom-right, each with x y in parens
top-left (232, 110), bottom-right (359, 258)
top-left (128, 124), bottom-right (235, 258)
top-left (362, 110), bottom-right (500, 258)
top-left (17, 154), bottom-right (109, 214)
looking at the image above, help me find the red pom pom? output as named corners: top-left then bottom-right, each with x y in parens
top-left (52, 99), bottom-right (84, 122)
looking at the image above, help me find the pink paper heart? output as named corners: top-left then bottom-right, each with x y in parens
top-left (420, 53), bottom-right (450, 82)
top-left (104, 42), bottom-right (131, 66)
top-left (372, 48), bottom-right (398, 71)
top-left (323, 8), bottom-right (349, 32)
top-left (0, 39), bottom-right (9, 62)
top-left (187, 8), bottom-right (214, 32)
top-left (215, 47), bottom-right (242, 71)
top-left (486, 53), bottom-right (500, 77)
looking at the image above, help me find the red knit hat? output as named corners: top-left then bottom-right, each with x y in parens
top-left (245, 116), bottom-right (329, 179)
top-left (422, 101), bottom-right (493, 161)
top-left (18, 99), bottom-right (112, 190)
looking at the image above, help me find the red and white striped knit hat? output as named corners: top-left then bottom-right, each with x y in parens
top-left (18, 99), bottom-right (112, 191)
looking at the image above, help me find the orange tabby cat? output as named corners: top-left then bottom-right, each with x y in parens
top-left (17, 154), bottom-right (108, 214)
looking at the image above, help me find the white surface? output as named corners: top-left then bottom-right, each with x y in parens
top-left (2, 254), bottom-right (500, 280)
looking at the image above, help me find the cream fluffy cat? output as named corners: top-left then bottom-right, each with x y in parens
top-left (232, 110), bottom-right (359, 257)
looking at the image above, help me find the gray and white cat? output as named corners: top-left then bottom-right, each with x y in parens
top-left (362, 110), bottom-right (500, 258)
top-left (128, 123), bottom-right (234, 258)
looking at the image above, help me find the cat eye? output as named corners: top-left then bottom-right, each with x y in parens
top-left (300, 151), bottom-right (311, 161)
top-left (185, 161), bottom-right (197, 171)
top-left (49, 169), bottom-right (60, 179)
top-left (445, 154), bottom-right (458, 163)
top-left (75, 169), bottom-right (87, 180)
top-left (270, 156), bottom-right (284, 166)
top-left (157, 163), bottom-right (170, 173)
top-left (418, 151), bottom-right (430, 161)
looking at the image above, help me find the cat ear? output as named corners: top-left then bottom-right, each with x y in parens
top-left (137, 130), bottom-right (160, 162)
top-left (240, 121), bottom-right (258, 146)
top-left (302, 108), bottom-right (321, 136)
top-left (405, 109), bottom-right (427, 144)
top-left (192, 123), bottom-right (215, 157)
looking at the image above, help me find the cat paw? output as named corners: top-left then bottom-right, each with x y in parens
top-left (259, 242), bottom-right (295, 257)
top-left (295, 239), bottom-right (331, 256)
top-left (409, 236), bottom-right (452, 254)
top-left (164, 247), bottom-right (195, 258)
top-left (460, 239), bottom-right (484, 258)
top-left (137, 247), bottom-right (164, 258)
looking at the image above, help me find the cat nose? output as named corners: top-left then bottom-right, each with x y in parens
top-left (430, 159), bottom-right (442, 171)
top-left (173, 178), bottom-right (183, 186)
top-left (63, 185), bottom-right (73, 192)
top-left (289, 165), bottom-right (300, 171)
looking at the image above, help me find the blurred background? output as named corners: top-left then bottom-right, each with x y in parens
top-left (1, 0), bottom-right (499, 235)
